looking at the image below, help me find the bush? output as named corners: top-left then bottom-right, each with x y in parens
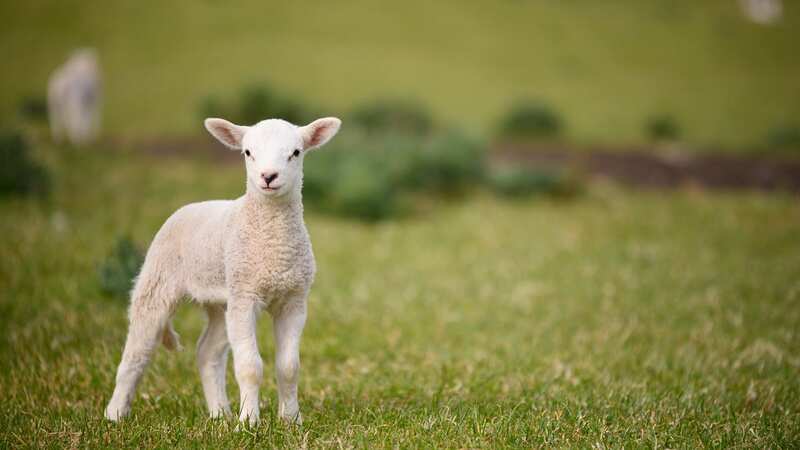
top-left (238, 85), bottom-right (310, 125)
top-left (0, 131), bottom-right (50, 197)
top-left (303, 130), bottom-right (486, 220)
top-left (645, 115), bottom-right (681, 141)
top-left (327, 159), bottom-right (396, 221)
top-left (395, 131), bottom-right (485, 193)
top-left (98, 235), bottom-right (144, 299)
top-left (350, 99), bottom-right (434, 135)
top-left (766, 124), bottom-right (800, 150)
top-left (198, 95), bottom-right (229, 120)
top-left (18, 95), bottom-right (48, 122)
top-left (303, 136), bottom-right (398, 221)
top-left (488, 166), bottom-right (580, 198)
top-left (497, 100), bottom-right (563, 139)
top-left (198, 83), bottom-right (312, 125)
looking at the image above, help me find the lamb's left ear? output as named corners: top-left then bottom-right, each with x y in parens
top-left (204, 118), bottom-right (249, 150)
top-left (300, 117), bottom-right (341, 151)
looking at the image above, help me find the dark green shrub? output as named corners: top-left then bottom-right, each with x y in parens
top-left (238, 86), bottom-right (276, 124)
top-left (302, 144), bottom-right (342, 203)
top-left (198, 83), bottom-right (312, 125)
top-left (350, 99), bottom-right (433, 135)
top-left (198, 95), bottom-right (228, 120)
top-left (328, 159), bottom-right (396, 221)
top-left (303, 130), bottom-right (487, 220)
top-left (0, 131), bottom-right (50, 197)
top-left (766, 124), bottom-right (800, 150)
top-left (645, 115), bottom-right (681, 141)
top-left (98, 235), bottom-right (144, 299)
top-left (396, 131), bottom-right (485, 193)
top-left (497, 100), bottom-right (563, 139)
top-left (238, 85), bottom-right (311, 125)
top-left (488, 166), bottom-right (580, 198)
top-left (304, 137), bottom-right (397, 221)
top-left (18, 95), bottom-right (48, 122)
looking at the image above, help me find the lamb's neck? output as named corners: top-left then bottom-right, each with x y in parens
top-left (242, 185), bottom-right (305, 229)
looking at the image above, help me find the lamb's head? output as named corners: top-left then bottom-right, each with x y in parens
top-left (204, 117), bottom-right (341, 198)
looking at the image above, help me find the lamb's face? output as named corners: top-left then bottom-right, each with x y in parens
top-left (205, 117), bottom-right (341, 198)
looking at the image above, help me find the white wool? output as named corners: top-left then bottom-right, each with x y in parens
top-left (105, 117), bottom-right (341, 425)
top-left (48, 48), bottom-right (102, 146)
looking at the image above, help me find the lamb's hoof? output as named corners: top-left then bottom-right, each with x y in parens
top-left (234, 417), bottom-right (260, 433)
top-left (208, 406), bottom-right (232, 419)
top-left (236, 412), bottom-right (260, 429)
top-left (104, 404), bottom-right (129, 422)
top-left (280, 411), bottom-right (303, 425)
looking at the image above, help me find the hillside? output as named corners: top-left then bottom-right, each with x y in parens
top-left (1, 1), bottom-right (798, 147)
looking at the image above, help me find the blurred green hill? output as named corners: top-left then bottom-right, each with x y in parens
top-left (1, 0), bottom-right (798, 147)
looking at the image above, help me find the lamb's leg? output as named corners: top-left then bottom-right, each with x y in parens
top-left (105, 294), bottom-right (176, 421)
top-left (197, 304), bottom-right (231, 418)
top-left (226, 297), bottom-right (263, 425)
top-left (272, 299), bottom-right (307, 424)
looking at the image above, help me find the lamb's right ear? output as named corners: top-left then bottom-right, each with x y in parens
top-left (204, 118), bottom-right (248, 150)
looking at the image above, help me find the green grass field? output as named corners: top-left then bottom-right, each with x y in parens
top-left (2, 1), bottom-right (799, 147)
top-left (1, 144), bottom-right (799, 447)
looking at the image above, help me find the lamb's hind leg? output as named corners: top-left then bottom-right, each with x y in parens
top-left (105, 274), bottom-right (180, 421)
top-left (197, 304), bottom-right (231, 418)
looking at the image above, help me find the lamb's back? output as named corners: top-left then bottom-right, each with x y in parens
top-left (148, 199), bottom-right (238, 302)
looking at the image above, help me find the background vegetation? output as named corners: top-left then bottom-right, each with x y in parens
top-left (1, 1), bottom-right (799, 148)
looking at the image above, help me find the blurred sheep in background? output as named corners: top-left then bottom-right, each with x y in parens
top-left (739, 0), bottom-right (782, 25)
top-left (47, 48), bottom-right (102, 145)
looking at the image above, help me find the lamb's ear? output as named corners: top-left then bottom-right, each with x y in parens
top-left (204, 118), bottom-right (248, 150)
top-left (300, 117), bottom-right (341, 151)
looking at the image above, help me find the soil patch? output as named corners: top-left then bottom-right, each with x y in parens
top-left (494, 143), bottom-right (800, 193)
top-left (123, 136), bottom-right (800, 193)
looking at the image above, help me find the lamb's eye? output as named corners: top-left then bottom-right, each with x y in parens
top-left (292, 149), bottom-right (301, 158)
top-left (244, 149), bottom-right (251, 157)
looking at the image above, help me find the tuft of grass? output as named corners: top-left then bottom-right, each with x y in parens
top-left (97, 235), bottom-right (144, 300)
top-left (1, 145), bottom-right (799, 447)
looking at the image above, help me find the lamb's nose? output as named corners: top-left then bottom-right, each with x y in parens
top-left (262, 172), bottom-right (279, 185)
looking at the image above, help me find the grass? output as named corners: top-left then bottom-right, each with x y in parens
top-left (1, 1), bottom-right (799, 148)
top-left (1, 142), bottom-right (799, 447)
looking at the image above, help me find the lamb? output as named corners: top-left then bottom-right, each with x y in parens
top-left (48, 48), bottom-right (102, 146)
top-left (104, 116), bottom-right (342, 425)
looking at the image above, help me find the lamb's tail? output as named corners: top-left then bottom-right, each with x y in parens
top-left (161, 320), bottom-right (183, 351)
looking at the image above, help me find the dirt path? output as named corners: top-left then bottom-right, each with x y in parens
top-left (126, 136), bottom-right (800, 193)
top-left (494, 144), bottom-right (800, 193)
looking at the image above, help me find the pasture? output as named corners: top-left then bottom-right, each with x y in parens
top-left (1, 146), bottom-right (798, 447)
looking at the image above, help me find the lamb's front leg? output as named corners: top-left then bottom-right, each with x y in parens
top-left (197, 305), bottom-right (231, 418)
top-left (226, 297), bottom-right (263, 425)
top-left (272, 298), bottom-right (307, 424)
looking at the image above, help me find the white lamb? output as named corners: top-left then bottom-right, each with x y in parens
top-left (105, 116), bottom-right (342, 425)
top-left (48, 48), bottom-right (102, 146)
